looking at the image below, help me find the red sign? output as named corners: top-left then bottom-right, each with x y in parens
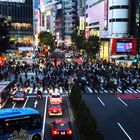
top-left (85, 29), bottom-right (89, 40)
top-left (111, 38), bottom-right (137, 55)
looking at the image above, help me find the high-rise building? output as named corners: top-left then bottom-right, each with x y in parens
top-left (85, 0), bottom-right (137, 63)
top-left (63, 0), bottom-right (78, 46)
top-left (77, 0), bottom-right (86, 34)
top-left (40, 0), bottom-right (62, 45)
top-left (0, 0), bottom-right (33, 43)
top-left (130, 0), bottom-right (140, 55)
top-left (40, 0), bottom-right (78, 47)
top-left (130, 0), bottom-right (140, 38)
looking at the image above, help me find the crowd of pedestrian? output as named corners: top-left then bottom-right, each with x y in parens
top-left (2, 53), bottom-right (140, 94)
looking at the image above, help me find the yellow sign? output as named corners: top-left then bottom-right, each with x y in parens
top-left (80, 17), bottom-right (85, 30)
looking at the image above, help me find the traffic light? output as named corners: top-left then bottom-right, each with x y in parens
top-left (0, 59), bottom-right (4, 66)
top-left (44, 47), bottom-right (49, 53)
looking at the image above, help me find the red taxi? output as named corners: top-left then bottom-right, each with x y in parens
top-left (48, 101), bottom-right (62, 116)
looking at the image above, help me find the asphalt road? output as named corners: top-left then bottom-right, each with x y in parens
top-left (83, 93), bottom-right (140, 140)
top-left (4, 94), bottom-right (77, 140)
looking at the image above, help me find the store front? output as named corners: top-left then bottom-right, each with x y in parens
top-left (100, 39), bottom-right (110, 60)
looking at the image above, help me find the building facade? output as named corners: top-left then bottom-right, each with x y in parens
top-left (77, 0), bottom-right (86, 34)
top-left (64, 0), bottom-right (78, 46)
top-left (40, 0), bottom-right (78, 47)
top-left (130, 0), bottom-right (140, 55)
top-left (0, 0), bottom-right (33, 43)
top-left (85, 0), bottom-right (138, 64)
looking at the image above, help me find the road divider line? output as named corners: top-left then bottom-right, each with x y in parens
top-left (118, 97), bottom-right (128, 106)
top-left (117, 122), bottom-right (132, 140)
top-left (42, 96), bottom-right (48, 140)
top-left (97, 97), bottom-right (105, 106)
top-left (23, 97), bottom-right (29, 108)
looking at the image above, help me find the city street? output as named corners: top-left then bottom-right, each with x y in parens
top-left (0, 0), bottom-right (140, 140)
top-left (1, 51), bottom-right (140, 140)
top-left (83, 93), bottom-right (140, 140)
top-left (4, 93), bottom-right (77, 140)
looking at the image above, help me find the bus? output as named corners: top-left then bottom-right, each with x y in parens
top-left (0, 81), bottom-right (12, 108)
top-left (0, 107), bottom-right (42, 140)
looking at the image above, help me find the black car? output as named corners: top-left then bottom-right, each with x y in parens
top-left (11, 91), bottom-right (26, 101)
top-left (51, 119), bottom-right (73, 139)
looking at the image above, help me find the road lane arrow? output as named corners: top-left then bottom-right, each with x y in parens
top-left (34, 100), bottom-right (38, 108)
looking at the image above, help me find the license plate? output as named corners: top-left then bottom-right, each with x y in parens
top-left (61, 132), bottom-right (65, 135)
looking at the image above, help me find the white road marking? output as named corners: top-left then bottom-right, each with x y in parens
top-left (118, 97), bottom-right (128, 106)
top-left (42, 96), bottom-right (48, 140)
top-left (129, 88), bottom-right (138, 94)
top-left (23, 97), bottom-right (29, 108)
top-left (34, 100), bottom-right (38, 108)
top-left (87, 87), bottom-right (93, 93)
top-left (29, 88), bottom-right (33, 94)
top-left (126, 89), bottom-right (133, 94)
top-left (136, 89), bottom-right (140, 93)
top-left (12, 102), bottom-right (16, 108)
top-left (104, 90), bottom-right (108, 93)
top-left (117, 88), bottom-right (122, 93)
top-left (117, 122), bottom-right (132, 140)
top-left (97, 97), bottom-right (105, 106)
top-left (44, 90), bottom-right (48, 94)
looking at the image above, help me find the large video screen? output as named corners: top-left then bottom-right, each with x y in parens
top-left (116, 42), bottom-right (132, 52)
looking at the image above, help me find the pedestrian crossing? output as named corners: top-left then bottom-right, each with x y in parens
top-left (11, 86), bottom-right (67, 95)
top-left (84, 86), bottom-right (140, 94)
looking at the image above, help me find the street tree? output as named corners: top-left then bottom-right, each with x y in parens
top-left (38, 31), bottom-right (54, 51)
top-left (86, 35), bottom-right (100, 59)
top-left (71, 33), bottom-right (86, 52)
top-left (0, 17), bottom-right (11, 54)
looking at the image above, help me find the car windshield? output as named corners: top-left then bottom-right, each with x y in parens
top-left (50, 104), bottom-right (61, 108)
top-left (55, 123), bottom-right (69, 130)
top-left (52, 95), bottom-right (60, 98)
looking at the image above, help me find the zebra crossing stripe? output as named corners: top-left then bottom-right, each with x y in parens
top-left (29, 88), bottom-right (33, 94)
top-left (44, 90), bottom-right (48, 94)
top-left (40, 87), bottom-right (43, 92)
top-left (117, 88), bottom-right (122, 93)
top-left (104, 90), bottom-right (108, 93)
top-left (87, 87), bottom-right (93, 93)
top-left (136, 89), bottom-right (140, 93)
top-left (129, 88), bottom-right (138, 93)
top-left (110, 90), bottom-right (114, 94)
top-left (99, 89), bottom-right (103, 93)
top-left (126, 89), bottom-right (133, 94)
top-left (94, 90), bottom-right (98, 93)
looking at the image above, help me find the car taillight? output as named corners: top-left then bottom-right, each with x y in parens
top-left (67, 130), bottom-right (72, 135)
top-left (52, 130), bottom-right (59, 135)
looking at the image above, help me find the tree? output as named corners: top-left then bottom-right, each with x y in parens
top-left (71, 33), bottom-right (86, 52)
top-left (0, 17), bottom-right (11, 54)
top-left (38, 31), bottom-right (54, 51)
top-left (86, 35), bottom-right (100, 59)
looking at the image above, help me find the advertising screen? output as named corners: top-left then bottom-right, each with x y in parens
top-left (116, 42), bottom-right (132, 52)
